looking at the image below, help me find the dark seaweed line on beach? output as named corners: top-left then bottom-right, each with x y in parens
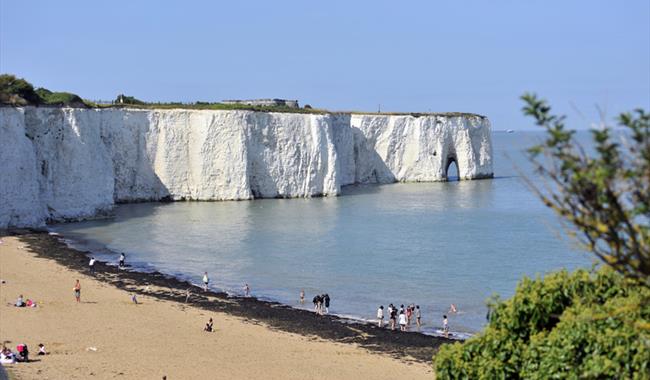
top-left (7, 231), bottom-right (453, 364)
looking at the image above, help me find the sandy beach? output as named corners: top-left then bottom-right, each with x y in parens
top-left (0, 234), bottom-right (436, 379)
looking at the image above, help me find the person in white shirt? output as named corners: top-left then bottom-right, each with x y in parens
top-left (119, 253), bottom-right (126, 268)
top-left (377, 305), bottom-right (384, 327)
top-left (89, 257), bottom-right (96, 274)
top-left (202, 272), bottom-right (209, 292)
top-left (398, 311), bottom-right (407, 331)
top-left (443, 315), bottom-right (449, 338)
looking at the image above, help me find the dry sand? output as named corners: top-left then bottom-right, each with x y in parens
top-left (0, 236), bottom-right (433, 379)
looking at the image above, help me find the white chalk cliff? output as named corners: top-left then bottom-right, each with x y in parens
top-left (0, 107), bottom-right (493, 228)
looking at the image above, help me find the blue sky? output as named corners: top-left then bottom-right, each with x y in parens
top-left (1, 0), bottom-right (648, 129)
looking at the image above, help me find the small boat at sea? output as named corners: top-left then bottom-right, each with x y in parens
top-left (506, 129), bottom-right (515, 133)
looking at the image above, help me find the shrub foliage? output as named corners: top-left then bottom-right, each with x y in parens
top-left (435, 267), bottom-right (649, 379)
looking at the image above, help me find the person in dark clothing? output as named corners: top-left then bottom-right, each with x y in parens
top-left (119, 253), bottom-right (126, 268)
top-left (323, 294), bottom-right (330, 314)
top-left (204, 318), bottom-right (214, 332)
top-left (313, 294), bottom-right (323, 315)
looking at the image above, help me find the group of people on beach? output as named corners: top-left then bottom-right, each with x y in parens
top-left (312, 293), bottom-right (331, 315)
top-left (88, 252), bottom-right (126, 275)
top-left (377, 304), bottom-right (421, 331)
top-left (0, 343), bottom-right (47, 365)
top-left (13, 294), bottom-right (37, 308)
top-left (376, 303), bottom-right (458, 336)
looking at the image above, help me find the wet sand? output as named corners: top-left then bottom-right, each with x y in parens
top-left (0, 232), bottom-right (444, 379)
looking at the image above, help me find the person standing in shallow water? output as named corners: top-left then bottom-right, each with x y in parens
top-left (416, 305), bottom-right (422, 329)
top-left (119, 253), bottom-right (126, 269)
top-left (299, 289), bottom-right (305, 304)
top-left (443, 315), bottom-right (449, 338)
top-left (73, 280), bottom-right (81, 303)
top-left (89, 257), bottom-right (96, 274)
top-left (202, 272), bottom-right (209, 292)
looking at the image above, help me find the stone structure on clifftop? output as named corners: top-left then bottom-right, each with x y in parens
top-left (222, 99), bottom-right (299, 108)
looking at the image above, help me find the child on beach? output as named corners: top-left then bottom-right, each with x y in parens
top-left (202, 272), bottom-right (209, 292)
top-left (38, 344), bottom-right (47, 355)
top-left (204, 318), bottom-right (213, 332)
top-left (73, 280), bottom-right (81, 303)
top-left (377, 305), bottom-right (384, 327)
top-left (131, 293), bottom-right (138, 304)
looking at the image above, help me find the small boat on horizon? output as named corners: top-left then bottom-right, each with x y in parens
top-left (506, 129), bottom-right (515, 133)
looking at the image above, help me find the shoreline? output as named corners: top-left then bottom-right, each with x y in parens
top-left (2, 230), bottom-right (453, 364)
top-left (56, 228), bottom-right (472, 340)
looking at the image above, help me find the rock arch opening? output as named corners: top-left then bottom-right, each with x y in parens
top-left (445, 156), bottom-right (459, 181)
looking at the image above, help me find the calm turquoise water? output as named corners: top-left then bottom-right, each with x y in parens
top-left (51, 131), bottom-right (592, 336)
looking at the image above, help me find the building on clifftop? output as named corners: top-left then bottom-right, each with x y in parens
top-left (222, 99), bottom-right (299, 108)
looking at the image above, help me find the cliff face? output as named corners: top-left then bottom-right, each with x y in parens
top-left (0, 107), bottom-right (493, 228)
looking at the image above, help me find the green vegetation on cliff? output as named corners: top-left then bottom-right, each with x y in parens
top-left (0, 73), bottom-right (483, 118)
top-left (0, 74), bottom-right (90, 107)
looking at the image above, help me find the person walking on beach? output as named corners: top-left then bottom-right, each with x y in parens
top-left (299, 289), bottom-right (305, 304)
top-left (185, 288), bottom-right (191, 303)
top-left (202, 272), bottom-right (209, 292)
top-left (244, 283), bottom-right (250, 297)
top-left (323, 293), bottom-right (330, 314)
top-left (416, 305), bottom-right (422, 329)
top-left (89, 257), bottom-right (96, 274)
top-left (119, 253), bottom-right (126, 269)
top-left (443, 315), bottom-right (449, 338)
top-left (389, 306), bottom-right (397, 330)
top-left (377, 305), bottom-right (384, 328)
top-left (398, 311), bottom-right (407, 331)
top-left (73, 280), bottom-right (81, 303)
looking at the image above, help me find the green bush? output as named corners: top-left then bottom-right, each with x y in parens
top-left (35, 88), bottom-right (85, 106)
top-left (0, 74), bottom-right (41, 104)
top-left (434, 267), bottom-right (649, 379)
top-left (114, 94), bottom-right (145, 105)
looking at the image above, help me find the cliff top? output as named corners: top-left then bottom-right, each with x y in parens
top-left (0, 74), bottom-right (485, 119)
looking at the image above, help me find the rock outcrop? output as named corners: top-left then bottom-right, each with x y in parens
top-left (0, 107), bottom-right (493, 228)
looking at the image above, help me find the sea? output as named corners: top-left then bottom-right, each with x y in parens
top-left (50, 131), bottom-right (594, 338)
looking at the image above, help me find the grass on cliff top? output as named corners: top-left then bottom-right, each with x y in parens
top-left (90, 102), bottom-right (485, 118)
top-left (1, 73), bottom-right (484, 118)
